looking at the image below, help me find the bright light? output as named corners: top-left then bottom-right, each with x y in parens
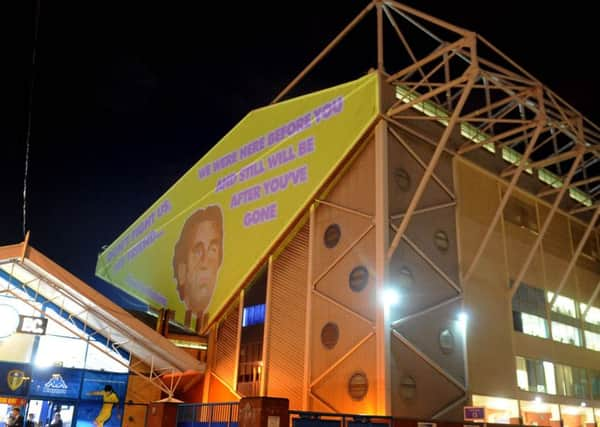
top-left (458, 311), bottom-right (468, 323)
top-left (581, 402), bottom-right (587, 407)
top-left (534, 396), bottom-right (542, 403)
top-left (382, 288), bottom-right (400, 307)
top-left (0, 304), bottom-right (19, 339)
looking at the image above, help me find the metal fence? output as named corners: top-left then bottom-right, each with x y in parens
top-left (290, 410), bottom-right (393, 427)
top-left (176, 402), bottom-right (239, 427)
top-left (177, 403), bottom-right (542, 427)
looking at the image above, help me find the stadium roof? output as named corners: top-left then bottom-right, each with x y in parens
top-left (274, 0), bottom-right (600, 220)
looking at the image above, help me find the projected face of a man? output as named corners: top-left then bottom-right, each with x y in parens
top-left (177, 217), bottom-right (222, 315)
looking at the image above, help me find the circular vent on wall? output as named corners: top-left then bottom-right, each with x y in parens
top-left (434, 230), bottom-right (450, 252)
top-left (349, 266), bottom-right (369, 292)
top-left (348, 372), bottom-right (369, 401)
top-left (321, 322), bottom-right (339, 349)
top-left (324, 224), bottom-right (341, 249)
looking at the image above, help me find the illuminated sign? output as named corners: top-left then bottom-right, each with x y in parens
top-left (17, 315), bottom-right (48, 335)
top-left (96, 73), bottom-right (379, 327)
top-left (7, 369), bottom-right (28, 391)
top-left (43, 373), bottom-right (68, 395)
top-left (464, 406), bottom-right (485, 421)
top-left (31, 366), bottom-right (82, 399)
top-left (0, 396), bottom-right (27, 406)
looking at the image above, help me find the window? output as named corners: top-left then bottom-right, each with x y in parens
top-left (515, 356), bottom-right (555, 394)
top-left (242, 304), bottom-right (265, 327)
top-left (35, 335), bottom-right (86, 368)
top-left (513, 285), bottom-right (549, 338)
top-left (551, 321), bottom-right (581, 346)
top-left (521, 313), bottom-right (549, 338)
top-left (555, 364), bottom-right (588, 398)
top-left (590, 370), bottom-right (600, 400)
top-left (472, 395), bottom-right (519, 424)
top-left (584, 330), bottom-right (600, 351)
top-left (547, 292), bottom-right (577, 318)
top-left (512, 284), bottom-right (546, 316)
top-left (85, 339), bottom-right (129, 372)
top-left (580, 303), bottom-right (600, 326)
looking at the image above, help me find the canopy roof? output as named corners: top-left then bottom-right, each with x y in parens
top-left (0, 241), bottom-right (205, 396)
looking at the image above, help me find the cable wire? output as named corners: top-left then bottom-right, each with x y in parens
top-left (22, 0), bottom-right (41, 237)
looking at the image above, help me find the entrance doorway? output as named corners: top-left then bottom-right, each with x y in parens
top-left (27, 399), bottom-right (76, 427)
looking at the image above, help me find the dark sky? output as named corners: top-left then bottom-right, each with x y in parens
top-left (1, 1), bottom-right (598, 307)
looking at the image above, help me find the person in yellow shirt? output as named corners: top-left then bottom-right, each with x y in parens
top-left (88, 384), bottom-right (119, 427)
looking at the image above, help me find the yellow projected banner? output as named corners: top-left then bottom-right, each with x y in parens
top-left (96, 73), bottom-right (379, 327)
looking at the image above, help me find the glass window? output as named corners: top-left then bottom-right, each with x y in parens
top-left (521, 313), bottom-right (549, 338)
top-left (512, 284), bottom-right (546, 317)
top-left (44, 316), bottom-right (80, 338)
top-left (520, 400), bottom-right (560, 427)
top-left (242, 304), bottom-right (265, 327)
top-left (472, 394), bottom-right (519, 424)
top-left (84, 340), bottom-right (129, 372)
top-left (515, 356), bottom-right (555, 394)
top-left (580, 303), bottom-right (600, 326)
top-left (35, 335), bottom-right (86, 368)
top-left (584, 330), bottom-right (600, 351)
top-left (543, 361), bottom-right (557, 395)
top-left (555, 363), bottom-right (588, 398)
top-left (590, 370), bottom-right (600, 400)
top-left (547, 292), bottom-right (577, 318)
top-left (559, 404), bottom-right (594, 427)
top-left (551, 321), bottom-right (581, 346)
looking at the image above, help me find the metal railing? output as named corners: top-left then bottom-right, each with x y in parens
top-left (290, 410), bottom-right (393, 427)
top-left (176, 401), bottom-right (239, 427)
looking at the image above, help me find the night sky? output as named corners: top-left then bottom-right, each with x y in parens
top-left (1, 1), bottom-right (598, 308)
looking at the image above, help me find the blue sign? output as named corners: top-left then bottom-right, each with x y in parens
top-left (464, 406), bottom-right (485, 420)
top-left (0, 362), bottom-right (31, 396)
top-left (30, 366), bottom-right (82, 399)
top-left (81, 370), bottom-right (128, 400)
